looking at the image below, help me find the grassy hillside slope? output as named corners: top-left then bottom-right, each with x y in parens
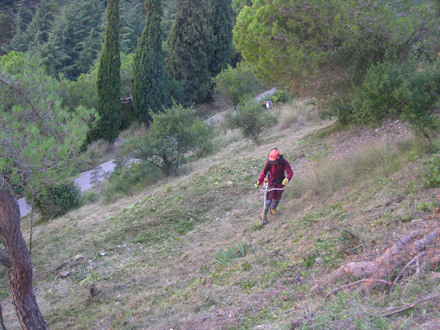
top-left (1, 100), bottom-right (440, 330)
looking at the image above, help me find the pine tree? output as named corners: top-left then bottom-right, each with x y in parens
top-left (97, 0), bottom-right (121, 146)
top-left (120, 0), bottom-right (145, 54)
top-left (133, 0), bottom-right (170, 123)
top-left (166, 0), bottom-right (211, 105)
top-left (208, 0), bottom-right (233, 77)
top-left (38, 9), bottom-right (72, 79)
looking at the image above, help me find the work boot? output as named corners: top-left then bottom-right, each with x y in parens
top-left (270, 200), bottom-right (280, 215)
top-left (260, 213), bottom-right (269, 225)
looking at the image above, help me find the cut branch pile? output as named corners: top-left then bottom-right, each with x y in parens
top-left (320, 227), bottom-right (440, 298)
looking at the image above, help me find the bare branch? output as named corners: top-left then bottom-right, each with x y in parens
top-left (382, 294), bottom-right (440, 317)
top-left (0, 77), bottom-right (41, 120)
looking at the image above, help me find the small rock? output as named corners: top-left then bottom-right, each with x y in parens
top-left (227, 181), bottom-right (234, 187)
top-left (59, 271), bottom-right (70, 279)
top-left (315, 257), bottom-right (324, 264)
top-left (99, 252), bottom-right (106, 257)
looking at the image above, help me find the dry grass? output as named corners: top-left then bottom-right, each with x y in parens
top-left (2, 103), bottom-right (440, 330)
top-left (276, 98), bottom-right (320, 129)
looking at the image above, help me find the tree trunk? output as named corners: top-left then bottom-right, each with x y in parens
top-left (0, 190), bottom-right (48, 330)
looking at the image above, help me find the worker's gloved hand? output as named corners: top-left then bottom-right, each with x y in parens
top-left (282, 178), bottom-right (289, 186)
top-left (254, 181), bottom-right (260, 188)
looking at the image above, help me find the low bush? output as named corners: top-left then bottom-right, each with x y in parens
top-left (34, 182), bottom-right (82, 221)
top-left (270, 90), bottom-right (290, 104)
top-left (348, 58), bottom-right (440, 138)
top-left (101, 162), bottom-right (161, 203)
top-left (226, 100), bottom-right (276, 144)
top-left (424, 154), bottom-right (440, 188)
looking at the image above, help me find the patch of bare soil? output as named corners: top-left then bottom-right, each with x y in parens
top-left (328, 119), bottom-right (412, 161)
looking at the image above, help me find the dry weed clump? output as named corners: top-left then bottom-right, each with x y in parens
top-left (277, 98), bottom-right (318, 129)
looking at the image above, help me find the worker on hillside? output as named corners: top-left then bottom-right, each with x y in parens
top-left (254, 148), bottom-right (293, 225)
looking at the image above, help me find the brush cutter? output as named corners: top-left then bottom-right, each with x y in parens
top-left (258, 178), bottom-right (285, 225)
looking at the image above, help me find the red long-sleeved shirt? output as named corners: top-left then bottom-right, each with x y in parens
top-left (258, 158), bottom-right (293, 186)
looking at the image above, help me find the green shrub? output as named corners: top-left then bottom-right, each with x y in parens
top-left (226, 100), bottom-right (276, 144)
top-left (101, 162), bottom-right (160, 202)
top-left (271, 90), bottom-right (290, 104)
top-left (212, 62), bottom-right (264, 110)
top-left (424, 154), bottom-right (440, 188)
top-left (34, 182), bottom-right (82, 221)
top-left (348, 58), bottom-right (440, 137)
top-left (117, 102), bottom-right (216, 176)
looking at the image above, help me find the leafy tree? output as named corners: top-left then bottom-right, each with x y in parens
top-left (97, 0), bottom-right (122, 147)
top-left (166, 0), bottom-right (212, 105)
top-left (212, 62), bottom-right (264, 109)
top-left (119, 102), bottom-right (215, 176)
top-left (133, 0), bottom-right (170, 123)
top-left (0, 51), bottom-right (94, 330)
top-left (208, 0), bottom-right (233, 77)
top-left (233, 0), bottom-right (432, 89)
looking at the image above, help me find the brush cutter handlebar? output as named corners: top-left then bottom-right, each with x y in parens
top-left (258, 180), bottom-right (285, 194)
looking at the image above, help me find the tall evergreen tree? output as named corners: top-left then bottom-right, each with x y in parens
top-left (133, 0), bottom-right (170, 123)
top-left (120, 0), bottom-right (145, 54)
top-left (38, 9), bottom-right (72, 79)
top-left (166, 0), bottom-right (211, 105)
top-left (208, 0), bottom-right (233, 77)
top-left (97, 0), bottom-right (121, 146)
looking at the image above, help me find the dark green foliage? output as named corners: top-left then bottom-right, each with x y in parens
top-left (97, 0), bottom-right (122, 144)
top-left (120, 0), bottom-right (146, 54)
top-left (3, 0), bottom-right (105, 80)
top-left (166, 0), bottom-right (212, 105)
top-left (133, 0), bottom-right (170, 123)
top-left (232, 0), bottom-right (252, 16)
top-left (33, 182), bottom-right (81, 221)
top-left (208, 0), bottom-right (233, 77)
top-left (348, 58), bottom-right (440, 138)
top-left (38, 10), bottom-right (72, 79)
top-left (226, 100), bottom-right (275, 144)
top-left (118, 102), bottom-right (215, 176)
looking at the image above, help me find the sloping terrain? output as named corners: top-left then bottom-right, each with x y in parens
top-left (1, 102), bottom-right (439, 330)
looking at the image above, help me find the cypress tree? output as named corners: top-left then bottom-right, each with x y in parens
top-left (132, 0), bottom-right (170, 123)
top-left (97, 0), bottom-right (121, 147)
top-left (208, 0), bottom-right (233, 77)
top-left (166, 0), bottom-right (211, 106)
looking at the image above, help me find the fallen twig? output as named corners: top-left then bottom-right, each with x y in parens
top-left (382, 294), bottom-right (440, 317)
top-left (324, 279), bottom-right (392, 300)
top-left (390, 252), bottom-right (427, 293)
top-left (344, 243), bottom-right (364, 254)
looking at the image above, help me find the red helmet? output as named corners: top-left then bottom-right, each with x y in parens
top-left (268, 148), bottom-right (280, 161)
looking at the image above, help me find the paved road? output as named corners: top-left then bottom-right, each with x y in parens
top-left (18, 160), bottom-right (117, 218)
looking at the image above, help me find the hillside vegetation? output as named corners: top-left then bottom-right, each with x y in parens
top-left (1, 100), bottom-right (439, 329)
